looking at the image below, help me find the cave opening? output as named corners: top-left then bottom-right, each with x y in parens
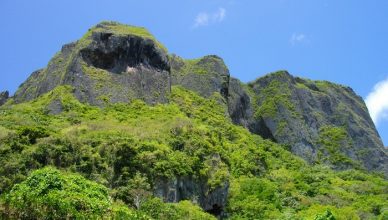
top-left (207, 204), bottom-right (222, 217)
top-left (249, 117), bottom-right (276, 142)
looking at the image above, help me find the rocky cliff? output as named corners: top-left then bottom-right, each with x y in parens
top-left (170, 56), bottom-right (387, 175)
top-left (245, 71), bottom-right (387, 174)
top-left (10, 22), bottom-right (387, 213)
top-left (170, 54), bottom-right (230, 99)
top-left (0, 91), bottom-right (9, 106)
top-left (14, 21), bottom-right (170, 106)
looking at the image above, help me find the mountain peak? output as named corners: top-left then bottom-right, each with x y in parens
top-left (87, 21), bottom-right (167, 53)
top-left (14, 21), bottom-right (170, 106)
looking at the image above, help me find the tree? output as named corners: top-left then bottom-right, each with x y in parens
top-left (315, 210), bottom-right (336, 220)
top-left (129, 172), bottom-right (152, 209)
top-left (115, 172), bottom-right (152, 209)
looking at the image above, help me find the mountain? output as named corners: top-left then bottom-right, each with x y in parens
top-left (0, 21), bottom-right (387, 219)
top-left (14, 21), bottom-right (170, 106)
top-left (170, 57), bottom-right (387, 175)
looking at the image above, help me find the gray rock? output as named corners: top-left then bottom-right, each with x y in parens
top-left (154, 154), bottom-right (229, 217)
top-left (170, 54), bottom-right (230, 99)
top-left (155, 177), bottom-right (228, 217)
top-left (0, 91), bottom-right (9, 106)
top-left (14, 21), bottom-right (171, 106)
top-left (227, 78), bottom-right (276, 141)
top-left (246, 71), bottom-right (387, 175)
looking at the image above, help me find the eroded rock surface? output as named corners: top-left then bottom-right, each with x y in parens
top-left (0, 91), bottom-right (9, 106)
top-left (170, 54), bottom-right (230, 99)
top-left (14, 21), bottom-right (171, 106)
top-left (246, 71), bottom-right (387, 175)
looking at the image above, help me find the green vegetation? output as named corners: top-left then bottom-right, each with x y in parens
top-left (141, 198), bottom-right (215, 220)
top-left (1, 167), bottom-right (213, 220)
top-left (250, 71), bottom-right (304, 140)
top-left (0, 85), bottom-right (387, 219)
top-left (252, 71), bottom-right (299, 119)
top-left (81, 62), bottom-right (112, 81)
top-left (318, 126), bottom-right (359, 168)
top-left (91, 21), bottom-right (168, 53)
top-left (2, 167), bottom-right (113, 219)
top-left (171, 55), bottom-right (228, 76)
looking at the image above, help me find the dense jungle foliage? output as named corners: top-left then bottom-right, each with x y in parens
top-left (0, 85), bottom-right (387, 219)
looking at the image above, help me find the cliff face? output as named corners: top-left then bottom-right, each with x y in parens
top-left (9, 22), bottom-right (387, 211)
top-left (170, 54), bottom-right (230, 99)
top-left (243, 71), bottom-right (387, 174)
top-left (14, 21), bottom-right (170, 106)
top-left (0, 91), bottom-right (9, 106)
top-left (170, 57), bottom-right (387, 175)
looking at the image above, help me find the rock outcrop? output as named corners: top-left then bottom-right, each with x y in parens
top-left (245, 71), bottom-right (387, 174)
top-left (14, 21), bottom-right (170, 106)
top-left (170, 54), bottom-right (230, 99)
top-left (0, 91), bottom-right (9, 106)
top-left (155, 177), bottom-right (228, 217)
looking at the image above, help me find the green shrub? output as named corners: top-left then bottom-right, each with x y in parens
top-left (3, 167), bottom-right (111, 219)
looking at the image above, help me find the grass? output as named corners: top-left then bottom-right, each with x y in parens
top-left (90, 21), bottom-right (168, 53)
top-left (171, 55), bottom-right (227, 76)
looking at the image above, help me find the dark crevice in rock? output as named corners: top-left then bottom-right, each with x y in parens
top-left (81, 49), bottom-right (116, 70)
top-left (207, 204), bottom-right (222, 217)
top-left (155, 177), bottom-right (228, 219)
top-left (80, 32), bottom-right (169, 74)
top-left (249, 117), bottom-right (276, 141)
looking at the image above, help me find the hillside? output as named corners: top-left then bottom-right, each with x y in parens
top-left (0, 21), bottom-right (387, 219)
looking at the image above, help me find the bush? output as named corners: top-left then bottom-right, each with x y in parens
top-left (3, 167), bottom-right (111, 219)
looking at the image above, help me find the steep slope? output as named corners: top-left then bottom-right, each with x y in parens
top-left (170, 54), bottom-right (230, 99)
top-left (0, 85), bottom-right (387, 219)
top-left (10, 22), bottom-right (388, 175)
top-left (14, 21), bottom-right (170, 106)
top-left (12, 22), bottom-right (388, 175)
top-left (170, 55), bottom-right (387, 175)
top-left (245, 71), bottom-right (387, 175)
top-left (2, 21), bottom-right (388, 219)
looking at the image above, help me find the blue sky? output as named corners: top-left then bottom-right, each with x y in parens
top-left (0, 0), bottom-right (387, 146)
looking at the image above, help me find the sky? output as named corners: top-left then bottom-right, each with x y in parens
top-left (0, 0), bottom-right (387, 146)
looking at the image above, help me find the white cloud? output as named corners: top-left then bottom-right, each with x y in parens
top-left (290, 33), bottom-right (306, 45)
top-left (194, 13), bottom-right (209, 27)
top-left (213, 8), bottom-right (226, 22)
top-left (365, 77), bottom-right (388, 126)
top-left (193, 8), bottom-right (226, 28)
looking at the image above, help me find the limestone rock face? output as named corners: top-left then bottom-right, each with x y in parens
top-left (155, 177), bottom-right (228, 217)
top-left (14, 21), bottom-right (171, 106)
top-left (170, 55), bottom-right (230, 99)
top-left (246, 71), bottom-right (387, 175)
top-left (0, 91), bottom-right (9, 106)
